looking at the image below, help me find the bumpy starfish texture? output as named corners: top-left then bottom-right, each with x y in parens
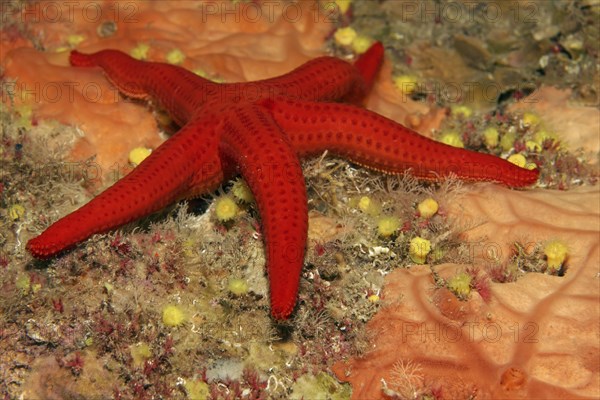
top-left (27, 43), bottom-right (538, 319)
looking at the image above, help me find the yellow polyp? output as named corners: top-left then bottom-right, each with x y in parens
top-left (15, 104), bottom-right (33, 129)
top-left (335, 0), bottom-right (352, 14)
top-left (9, 204), bottom-right (25, 220)
top-left (130, 342), bottom-right (152, 367)
top-left (67, 34), bottom-right (86, 47)
top-left (16, 274), bottom-right (31, 295)
top-left (193, 68), bottom-right (209, 78)
top-left (228, 278), bottom-right (249, 296)
top-left (534, 130), bottom-right (560, 148)
top-left (526, 162), bottom-right (537, 170)
top-left (193, 68), bottom-right (225, 83)
top-left (214, 195), bottom-right (239, 222)
top-left (409, 237), bottom-right (431, 264)
top-left (447, 272), bottom-right (472, 299)
top-left (334, 27), bottom-right (357, 46)
top-left (377, 216), bottom-right (401, 238)
top-left (367, 294), bottom-right (380, 303)
top-left (393, 74), bottom-right (419, 94)
top-left (103, 282), bottom-right (114, 294)
top-left (352, 35), bottom-right (374, 54)
top-left (525, 140), bottom-right (542, 152)
top-left (128, 147), bottom-right (152, 166)
top-left (232, 179), bottom-right (254, 203)
top-left (522, 112), bottom-right (540, 127)
top-left (507, 154), bottom-right (527, 168)
top-left (162, 305), bottom-right (186, 327)
top-left (482, 127), bottom-right (499, 148)
top-left (356, 196), bottom-right (381, 217)
top-left (357, 196), bottom-right (369, 211)
top-left (182, 239), bottom-right (196, 258)
top-left (184, 380), bottom-right (210, 400)
top-left (166, 48), bottom-right (186, 65)
top-left (417, 198), bottom-right (438, 218)
top-left (130, 43), bottom-right (150, 60)
top-left (451, 105), bottom-right (472, 118)
top-left (544, 240), bottom-right (568, 271)
top-left (500, 131), bottom-right (517, 152)
top-left (439, 132), bottom-right (464, 148)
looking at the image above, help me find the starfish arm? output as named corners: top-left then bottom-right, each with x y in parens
top-left (27, 121), bottom-right (223, 258)
top-left (250, 57), bottom-right (363, 103)
top-left (70, 50), bottom-right (213, 125)
top-left (220, 104), bottom-right (308, 320)
top-left (263, 99), bottom-right (540, 187)
top-left (251, 43), bottom-right (384, 104)
top-left (352, 41), bottom-right (385, 95)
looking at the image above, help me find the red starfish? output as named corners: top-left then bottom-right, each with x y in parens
top-left (26, 43), bottom-right (538, 319)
